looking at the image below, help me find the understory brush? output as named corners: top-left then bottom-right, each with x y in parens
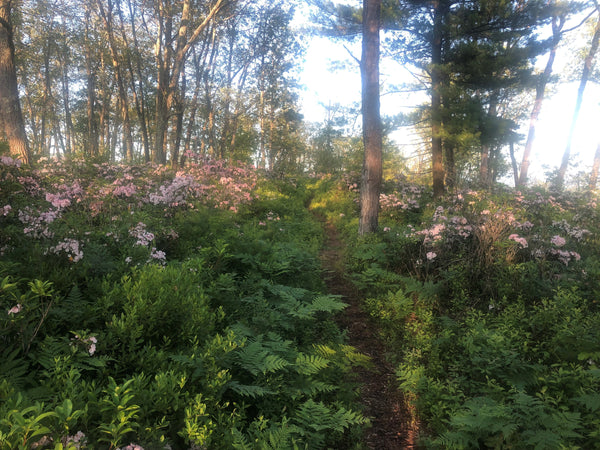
top-left (0, 158), bottom-right (367, 449)
top-left (327, 176), bottom-right (600, 449)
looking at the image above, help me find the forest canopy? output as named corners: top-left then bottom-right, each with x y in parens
top-left (0, 0), bottom-right (598, 191)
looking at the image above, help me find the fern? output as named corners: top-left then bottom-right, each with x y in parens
top-left (232, 417), bottom-right (303, 450)
top-left (293, 399), bottom-right (368, 447)
top-left (308, 295), bottom-right (347, 314)
top-left (294, 353), bottom-right (329, 375)
top-left (236, 341), bottom-right (291, 376)
top-left (287, 379), bottom-right (336, 399)
top-left (228, 381), bottom-right (276, 398)
top-left (0, 348), bottom-right (29, 390)
top-left (573, 393), bottom-right (600, 412)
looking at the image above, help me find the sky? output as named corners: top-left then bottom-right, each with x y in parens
top-left (296, 12), bottom-right (600, 186)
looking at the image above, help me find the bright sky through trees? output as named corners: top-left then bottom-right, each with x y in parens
top-left (296, 8), bottom-right (600, 185)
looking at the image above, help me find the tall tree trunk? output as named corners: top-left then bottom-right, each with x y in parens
top-left (590, 141), bottom-right (600, 190)
top-left (153, 0), bottom-right (227, 164)
top-left (125, 0), bottom-right (150, 161)
top-left (358, 0), bottom-right (382, 235)
top-left (0, 0), bottom-right (30, 163)
top-left (518, 14), bottom-right (564, 186)
top-left (556, 12), bottom-right (600, 189)
top-left (40, 35), bottom-right (52, 156)
top-left (97, 0), bottom-right (134, 161)
top-left (431, 0), bottom-right (446, 198)
top-left (219, 24), bottom-right (236, 159)
top-left (444, 146), bottom-right (455, 191)
top-left (170, 76), bottom-right (185, 168)
top-left (84, 5), bottom-right (99, 157)
top-left (509, 140), bottom-right (519, 187)
top-left (60, 56), bottom-right (73, 155)
top-left (480, 94), bottom-right (498, 188)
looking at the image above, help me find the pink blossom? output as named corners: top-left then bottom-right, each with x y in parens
top-left (0, 155), bottom-right (21, 167)
top-left (113, 182), bottom-right (137, 197)
top-left (508, 234), bottom-right (528, 248)
top-left (48, 238), bottom-right (84, 262)
top-left (45, 193), bottom-right (72, 209)
top-left (8, 304), bottom-right (22, 315)
top-left (119, 444), bottom-right (144, 450)
top-left (149, 247), bottom-right (166, 264)
top-left (550, 235), bottom-right (566, 247)
top-left (426, 251), bottom-right (437, 261)
top-left (63, 431), bottom-right (86, 448)
top-left (1, 205), bottom-right (11, 216)
top-left (383, 227), bottom-right (391, 232)
top-left (130, 223), bottom-right (154, 246)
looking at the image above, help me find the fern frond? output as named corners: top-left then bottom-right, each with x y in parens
top-left (294, 353), bottom-right (329, 375)
top-left (263, 354), bottom-right (290, 374)
top-left (288, 379), bottom-right (337, 398)
top-left (237, 341), bottom-right (290, 376)
top-left (310, 295), bottom-right (346, 313)
top-left (574, 393), bottom-right (600, 412)
top-left (228, 381), bottom-right (275, 398)
top-left (312, 344), bottom-right (336, 358)
top-left (0, 348), bottom-right (29, 389)
top-left (294, 399), bottom-right (368, 433)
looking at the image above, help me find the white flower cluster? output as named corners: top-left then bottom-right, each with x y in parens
top-left (48, 238), bottom-right (84, 262)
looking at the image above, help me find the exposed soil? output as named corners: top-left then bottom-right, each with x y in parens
top-left (319, 220), bottom-right (420, 449)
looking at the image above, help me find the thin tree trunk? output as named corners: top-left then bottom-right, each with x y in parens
top-left (60, 56), bottom-right (73, 155)
top-left (358, 0), bottom-right (382, 235)
top-left (431, 0), bottom-right (446, 198)
top-left (153, 0), bottom-right (226, 164)
top-left (126, 0), bottom-right (150, 161)
top-left (97, 0), bottom-right (134, 161)
top-left (170, 75), bottom-right (185, 168)
top-left (509, 141), bottom-right (519, 187)
top-left (40, 35), bottom-right (52, 156)
top-left (556, 12), bottom-right (600, 189)
top-left (590, 141), bottom-right (600, 190)
top-left (444, 146), bottom-right (455, 191)
top-left (518, 14), bottom-right (565, 186)
top-left (84, 5), bottom-right (99, 157)
top-left (480, 94), bottom-right (498, 188)
top-left (0, 0), bottom-right (30, 163)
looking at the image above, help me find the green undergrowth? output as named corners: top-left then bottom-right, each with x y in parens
top-left (0, 164), bottom-right (368, 449)
top-left (315, 175), bottom-right (600, 449)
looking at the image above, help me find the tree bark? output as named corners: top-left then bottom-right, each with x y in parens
top-left (556, 12), bottom-right (600, 189)
top-left (84, 4), bottom-right (99, 157)
top-left (358, 0), bottom-right (382, 235)
top-left (153, 0), bottom-right (227, 164)
top-left (590, 141), bottom-right (600, 190)
top-left (96, 0), bottom-right (135, 161)
top-left (431, 0), bottom-right (446, 198)
top-left (0, 0), bottom-right (30, 163)
top-left (518, 14), bottom-right (564, 186)
top-left (480, 94), bottom-right (498, 188)
top-left (444, 146), bottom-right (455, 191)
top-left (125, 0), bottom-right (150, 161)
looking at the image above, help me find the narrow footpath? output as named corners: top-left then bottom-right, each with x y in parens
top-left (319, 221), bottom-right (419, 449)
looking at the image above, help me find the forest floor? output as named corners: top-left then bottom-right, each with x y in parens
top-left (318, 220), bottom-right (420, 449)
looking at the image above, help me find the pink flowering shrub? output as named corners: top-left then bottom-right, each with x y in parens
top-left (379, 178), bottom-right (426, 217)
top-left (47, 238), bottom-right (84, 262)
top-left (508, 234), bottom-right (528, 248)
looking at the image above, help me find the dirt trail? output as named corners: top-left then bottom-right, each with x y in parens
top-left (319, 221), bottom-right (419, 449)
